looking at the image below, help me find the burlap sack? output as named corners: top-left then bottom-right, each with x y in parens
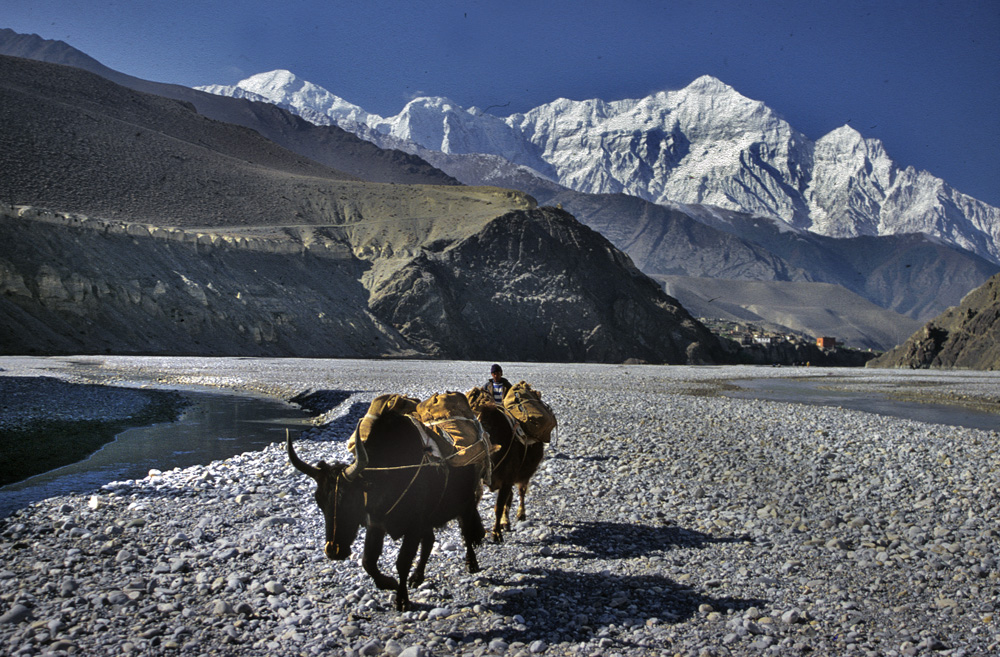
top-left (467, 387), bottom-right (531, 446)
top-left (414, 391), bottom-right (493, 469)
top-left (503, 381), bottom-right (556, 443)
top-left (465, 386), bottom-right (494, 413)
top-left (346, 393), bottom-right (420, 451)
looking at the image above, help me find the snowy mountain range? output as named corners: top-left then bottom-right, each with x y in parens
top-left (2, 21), bottom-right (995, 351)
top-left (199, 70), bottom-right (1000, 266)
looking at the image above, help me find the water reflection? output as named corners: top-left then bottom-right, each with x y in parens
top-left (0, 391), bottom-right (310, 518)
top-left (723, 378), bottom-right (1000, 431)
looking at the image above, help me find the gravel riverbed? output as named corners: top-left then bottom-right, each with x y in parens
top-left (1, 356), bottom-right (999, 657)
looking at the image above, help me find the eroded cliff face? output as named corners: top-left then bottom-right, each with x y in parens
top-left (868, 273), bottom-right (1000, 370)
top-left (0, 204), bottom-right (724, 363)
top-left (0, 206), bottom-right (413, 357)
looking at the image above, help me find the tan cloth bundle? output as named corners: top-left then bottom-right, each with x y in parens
top-left (465, 386), bottom-right (493, 413)
top-left (503, 381), bottom-right (557, 443)
top-left (414, 391), bottom-right (494, 469)
top-left (346, 393), bottom-right (420, 451)
top-left (466, 387), bottom-right (531, 445)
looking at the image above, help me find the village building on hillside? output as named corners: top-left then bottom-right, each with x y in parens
top-left (816, 336), bottom-right (838, 350)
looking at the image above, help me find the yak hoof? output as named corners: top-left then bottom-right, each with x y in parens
top-left (374, 575), bottom-right (399, 591)
top-left (491, 530), bottom-right (503, 544)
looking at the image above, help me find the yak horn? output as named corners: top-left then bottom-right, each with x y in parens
top-left (343, 424), bottom-right (369, 481)
top-left (286, 429), bottom-right (322, 480)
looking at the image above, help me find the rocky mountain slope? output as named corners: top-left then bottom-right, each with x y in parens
top-left (0, 55), bottom-right (721, 363)
top-left (0, 205), bottom-right (412, 357)
top-left (202, 69), bottom-right (1000, 266)
top-left (367, 207), bottom-right (721, 363)
top-left (0, 29), bottom-right (458, 187)
top-left (388, 135), bottom-right (1000, 325)
top-left (0, 202), bottom-right (720, 363)
top-left (541, 191), bottom-right (1000, 322)
top-left (868, 273), bottom-right (1000, 370)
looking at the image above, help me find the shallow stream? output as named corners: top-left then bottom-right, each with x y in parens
top-left (0, 390), bottom-right (311, 518)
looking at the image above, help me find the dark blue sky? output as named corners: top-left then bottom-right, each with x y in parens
top-left (6, 0), bottom-right (999, 207)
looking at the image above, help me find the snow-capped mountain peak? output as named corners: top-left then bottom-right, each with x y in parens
top-left (238, 69), bottom-right (301, 97)
top-left (196, 70), bottom-right (1000, 264)
top-left (197, 69), bottom-right (382, 127)
top-left (386, 95), bottom-right (547, 170)
top-left (686, 74), bottom-right (733, 92)
top-left (824, 123), bottom-right (863, 141)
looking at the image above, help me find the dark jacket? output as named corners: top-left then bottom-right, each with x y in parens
top-left (482, 377), bottom-right (512, 403)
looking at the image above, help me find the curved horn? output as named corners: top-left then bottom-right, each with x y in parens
top-left (286, 429), bottom-right (322, 480)
top-left (343, 425), bottom-right (368, 481)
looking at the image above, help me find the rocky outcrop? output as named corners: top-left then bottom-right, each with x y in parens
top-left (368, 207), bottom-right (724, 363)
top-left (868, 273), bottom-right (1000, 370)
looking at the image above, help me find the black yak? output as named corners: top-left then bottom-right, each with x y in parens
top-left (287, 402), bottom-right (485, 611)
top-left (467, 388), bottom-right (545, 543)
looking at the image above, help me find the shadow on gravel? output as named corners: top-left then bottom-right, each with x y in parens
top-left (552, 520), bottom-right (747, 559)
top-left (468, 566), bottom-right (766, 648)
top-left (289, 389), bottom-right (359, 416)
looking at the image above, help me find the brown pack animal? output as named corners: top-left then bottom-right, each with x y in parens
top-left (467, 387), bottom-right (545, 542)
top-left (503, 381), bottom-right (557, 443)
top-left (287, 394), bottom-right (485, 611)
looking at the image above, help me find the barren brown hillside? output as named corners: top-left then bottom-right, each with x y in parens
top-left (0, 54), bottom-right (527, 233)
top-left (869, 273), bottom-right (1000, 370)
top-left (0, 29), bottom-right (461, 186)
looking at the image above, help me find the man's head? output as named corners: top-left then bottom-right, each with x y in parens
top-left (490, 363), bottom-right (503, 380)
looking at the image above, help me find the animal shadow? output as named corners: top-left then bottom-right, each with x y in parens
top-left (551, 520), bottom-right (748, 559)
top-left (291, 391), bottom-right (373, 444)
top-left (477, 566), bottom-right (766, 649)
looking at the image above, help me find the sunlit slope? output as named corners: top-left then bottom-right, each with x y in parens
top-left (0, 54), bottom-right (531, 234)
top-left (658, 276), bottom-right (922, 351)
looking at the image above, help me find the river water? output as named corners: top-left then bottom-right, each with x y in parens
top-left (0, 390), bottom-right (311, 518)
top-left (722, 377), bottom-right (1000, 432)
